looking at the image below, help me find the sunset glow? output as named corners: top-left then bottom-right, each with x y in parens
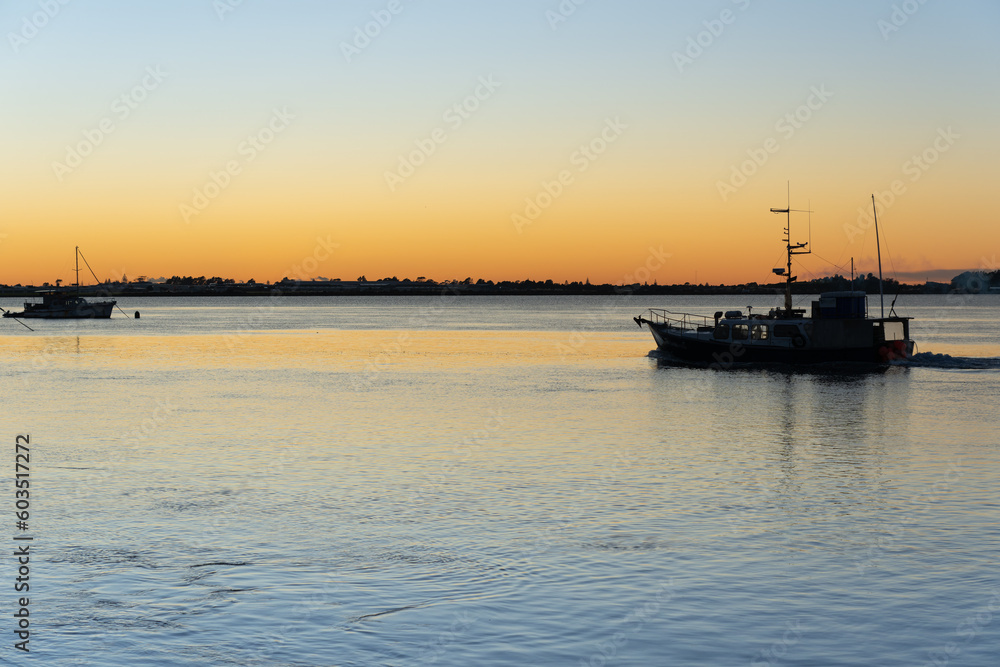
top-left (2, 1), bottom-right (997, 285)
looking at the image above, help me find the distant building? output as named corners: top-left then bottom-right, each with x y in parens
top-left (951, 271), bottom-right (994, 294)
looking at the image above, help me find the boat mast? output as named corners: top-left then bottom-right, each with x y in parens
top-left (871, 195), bottom-right (884, 318)
top-left (75, 246), bottom-right (80, 293)
top-left (770, 185), bottom-right (810, 316)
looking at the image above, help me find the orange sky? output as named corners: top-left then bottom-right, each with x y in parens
top-left (2, 1), bottom-right (997, 285)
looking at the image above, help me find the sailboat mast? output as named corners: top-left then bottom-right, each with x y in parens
top-left (785, 206), bottom-right (793, 314)
top-left (75, 245), bottom-right (80, 293)
top-left (871, 195), bottom-right (884, 318)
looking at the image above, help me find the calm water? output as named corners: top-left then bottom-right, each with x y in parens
top-left (1, 294), bottom-right (999, 666)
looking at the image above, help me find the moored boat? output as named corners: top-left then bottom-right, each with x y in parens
top-left (4, 292), bottom-right (115, 319)
top-left (2, 247), bottom-right (116, 320)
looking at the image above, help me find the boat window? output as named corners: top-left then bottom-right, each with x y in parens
top-left (751, 323), bottom-right (769, 340)
top-left (883, 321), bottom-right (904, 341)
top-left (733, 324), bottom-right (749, 340)
top-left (773, 324), bottom-right (800, 338)
top-left (713, 323), bottom-right (730, 340)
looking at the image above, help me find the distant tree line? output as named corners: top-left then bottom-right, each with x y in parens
top-left (7, 270), bottom-right (995, 296)
top-left (165, 276), bottom-right (236, 285)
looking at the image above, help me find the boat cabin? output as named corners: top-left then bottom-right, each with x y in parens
top-left (811, 291), bottom-right (866, 319)
top-left (706, 291), bottom-right (910, 351)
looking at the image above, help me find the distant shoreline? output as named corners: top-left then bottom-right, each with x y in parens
top-left (2, 276), bottom-right (994, 298)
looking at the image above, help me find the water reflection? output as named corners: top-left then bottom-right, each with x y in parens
top-left (644, 359), bottom-right (915, 528)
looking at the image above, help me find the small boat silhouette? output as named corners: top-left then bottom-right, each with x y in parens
top-left (3, 247), bottom-right (116, 320)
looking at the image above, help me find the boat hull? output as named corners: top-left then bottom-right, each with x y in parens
top-left (4, 301), bottom-right (115, 319)
top-left (645, 322), bottom-right (913, 366)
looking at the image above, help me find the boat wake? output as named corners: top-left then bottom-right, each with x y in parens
top-left (895, 352), bottom-right (1000, 370)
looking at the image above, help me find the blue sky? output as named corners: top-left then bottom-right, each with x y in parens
top-left (1, 1), bottom-right (998, 283)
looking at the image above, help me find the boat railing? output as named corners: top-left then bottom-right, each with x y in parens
top-left (642, 309), bottom-right (715, 332)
